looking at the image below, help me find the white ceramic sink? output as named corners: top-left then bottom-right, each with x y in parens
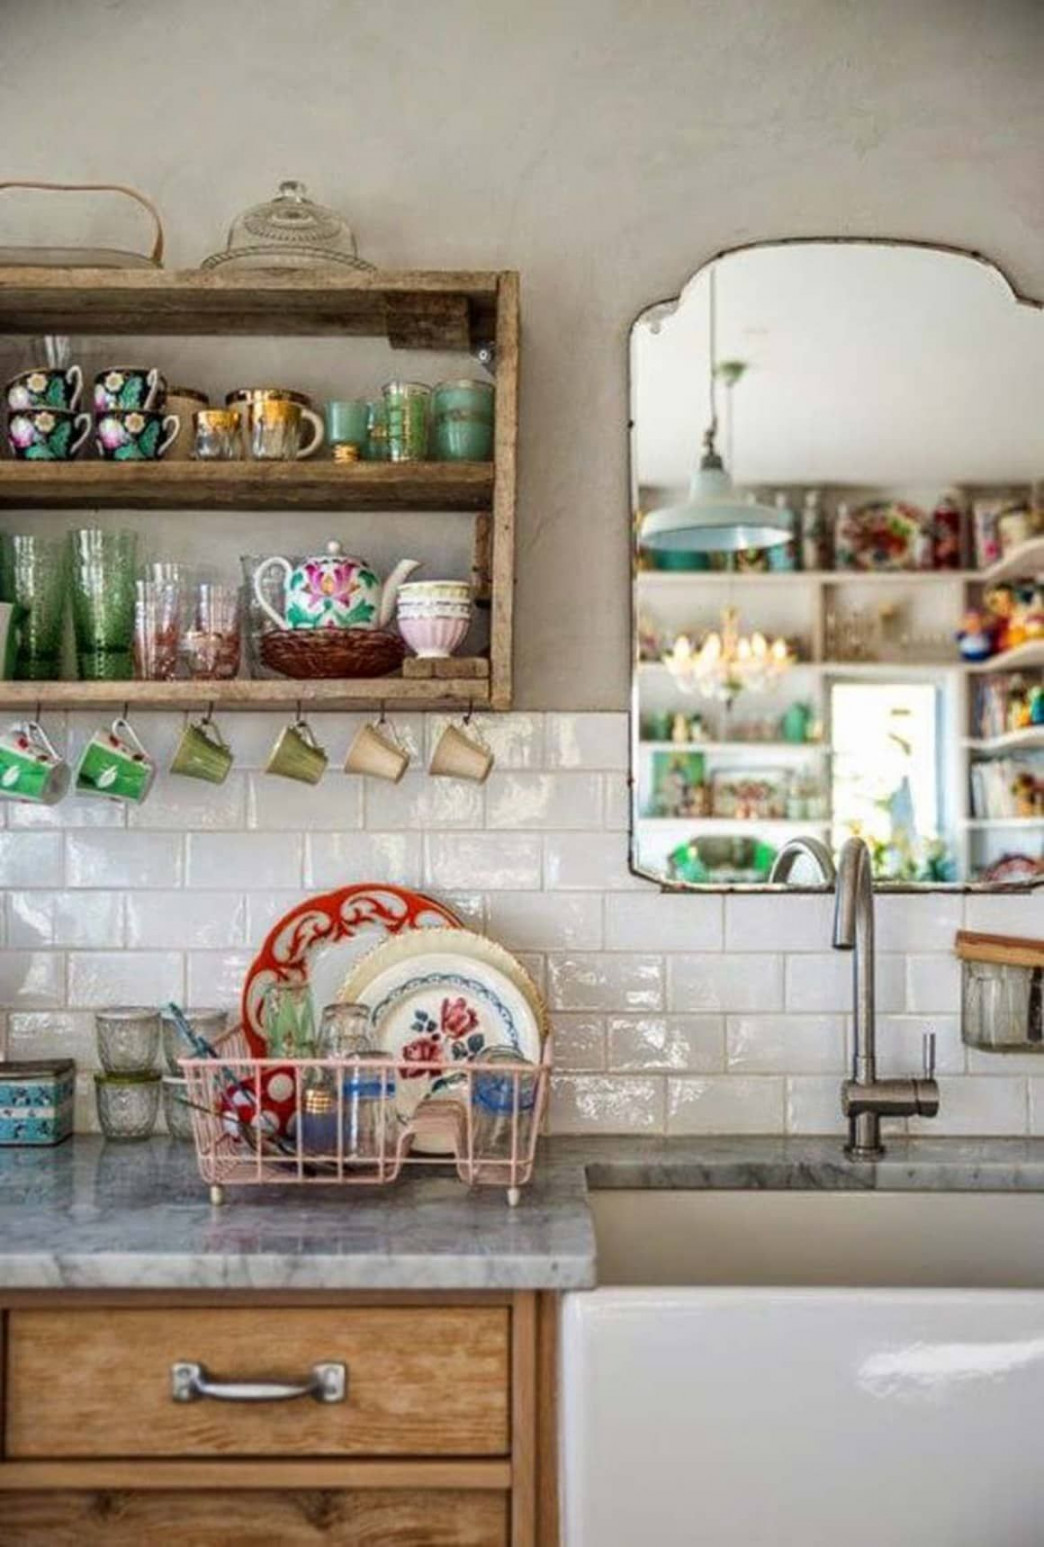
top-left (561, 1189), bottom-right (1044, 1547)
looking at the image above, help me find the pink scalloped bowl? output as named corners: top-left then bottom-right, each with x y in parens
top-left (398, 614), bottom-right (470, 659)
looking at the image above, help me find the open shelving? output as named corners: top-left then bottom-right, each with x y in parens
top-left (0, 266), bottom-right (519, 710)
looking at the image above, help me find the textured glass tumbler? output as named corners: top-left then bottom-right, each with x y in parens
top-left (70, 528), bottom-right (138, 680)
top-left (95, 1073), bottom-right (161, 1140)
top-left (5, 533), bottom-right (68, 680)
top-left (382, 381), bottom-right (431, 462)
top-left (95, 1006), bottom-right (161, 1074)
top-left (182, 582), bottom-right (241, 679)
top-left (133, 579), bottom-right (181, 680)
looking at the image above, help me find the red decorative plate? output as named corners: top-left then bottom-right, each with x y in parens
top-left (240, 884), bottom-right (461, 1055)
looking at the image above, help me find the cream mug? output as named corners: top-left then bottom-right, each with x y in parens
top-left (344, 718), bottom-right (410, 783)
top-left (429, 719), bottom-right (494, 783)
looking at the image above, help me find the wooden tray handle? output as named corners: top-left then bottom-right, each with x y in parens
top-left (955, 929), bottom-right (1044, 970)
top-left (0, 180), bottom-right (164, 265)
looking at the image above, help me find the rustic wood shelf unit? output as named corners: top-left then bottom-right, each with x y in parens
top-left (0, 266), bottom-right (519, 710)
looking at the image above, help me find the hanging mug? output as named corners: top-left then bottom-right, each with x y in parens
top-left (429, 716), bottom-right (494, 783)
top-left (75, 716), bottom-right (155, 803)
top-left (344, 715), bottom-right (410, 783)
top-left (265, 716), bottom-right (327, 784)
top-left (170, 713), bottom-right (234, 785)
top-left (0, 719), bottom-right (69, 804)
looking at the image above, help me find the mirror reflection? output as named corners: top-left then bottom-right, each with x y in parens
top-left (631, 240), bottom-right (1044, 889)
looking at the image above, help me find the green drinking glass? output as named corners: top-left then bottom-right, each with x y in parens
top-left (4, 534), bottom-right (68, 681)
top-left (69, 528), bottom-right (138, 680)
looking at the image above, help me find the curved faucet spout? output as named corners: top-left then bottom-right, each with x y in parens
top-left (768, 835), bottom-right (837, 886)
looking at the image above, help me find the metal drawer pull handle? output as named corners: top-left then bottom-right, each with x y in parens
top-left (171, 1360), bottom-right (346, 1404)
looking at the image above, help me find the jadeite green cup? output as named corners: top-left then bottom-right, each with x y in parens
top-left (265, 721), bottom-right (328, 785)
top-left (170, 718), bottom-right (234, 785)
top-left (324, 399), bottom-right (370, 449)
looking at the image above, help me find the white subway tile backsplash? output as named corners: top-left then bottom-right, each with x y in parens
top-left (307, 832), bottom-right (423, 889)
top-left (0, 951), bottom-right (64, 1009)
top-left (0, 832), bottom-right (64, 888)
top-left (725, 894), bottom-right (833, 952)
top-left (128, 772), bottom-right (246, 831)
top-left (0, 711), bottom-right (1033, 1140)
top-left (608, 1014), bottom-right (724, 1072)
top-left (126, 891), bottom-right (247, 950)
top-left (68, 951), bottom-right (182, 1008)
top-left (364, 773), bottom-right (482, 830)
top-left (187, 833), bottom-right (302, 890)
top-left (669, 954), bottom-right (783, 1013)
top-left (487, 892), bottom-right (602, 952)
top-left (727, 1015), bottom-right (845, 1074)
top-left (249, 772), bottom-right (363, 831)
top-left (544, 833), bottom-right (647, 891)
top-left (549, 1014), bottom-right (607, 1072)
top-left (668, 1076), bottom-right (784, 1135)
top-left (606, 893), bottom-right (722, 952)
top-left (551, 1074), bottom-right (665, 1134)
top-left (785, 952), bottom-right (905, 1014)
top-left (9, 891), bottom-right (123, 949)
top-left (548, 953), bottom-right (663, 1012)
top-left (544, 713), bottom-right (628, 770)
top-left (486, 773), bottom-right (603, 831)
top-left (425, 832), bottom-right (541, 891)
top-left (67, 831), bottom-right (183, 890)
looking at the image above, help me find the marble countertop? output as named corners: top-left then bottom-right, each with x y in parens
top-left (4, 1133), bottom-right (1044, 1292)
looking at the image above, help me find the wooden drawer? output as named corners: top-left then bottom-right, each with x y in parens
top-left (5, 1307), bottom-right (510, 1459)
top-left (0, 1489), bottom-right (508, 1545)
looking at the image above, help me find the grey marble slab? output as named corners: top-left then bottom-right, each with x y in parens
top-left (4, 1134), bottom-right (1044, 1291)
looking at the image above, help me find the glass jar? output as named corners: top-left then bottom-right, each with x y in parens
top-left (470, 1047), bottom-right (538, 1164)
top-left (301, 1086), bottom-right (340, 1157)
top-left (342, 1050), bottom-right (395, 1172)
top-left (95, 1071), bottom-right (161, 1140)
top-left (318, 1002), bottom-right (372, 1059)
top-left (263, 982), bottom-right (316, 1058)
top-left (95, 1006), bottom-right (160, 1074)
top-left (161, 1075), bottom-right (195, 1140)
top-left (382, 381), bottom-right (431, 462)
top-left (962, 960), bottom-right (1042, 1050)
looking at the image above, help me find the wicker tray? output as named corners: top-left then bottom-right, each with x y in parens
top-left (260, 627), bottom-right (405, 679)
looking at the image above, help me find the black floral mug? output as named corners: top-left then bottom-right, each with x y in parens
top-left (95, 409), bottom-right (180, 461)
top-left (7, 407), bottom-right (91, 460)
top-left (93, 367), bottom-right (166, 414)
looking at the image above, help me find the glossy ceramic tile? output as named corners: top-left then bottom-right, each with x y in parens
top-left (6, 793), bottom-right (125, 828)
top-left (364, 772), bottom-right (483, 830)
top-left (0, 833), bottom-right (63, 889)
top-left (425, 711), bottom-right (543, 768)
top-left (785, 952), bottom-right (905, 1014)
top-left (544, 833), bottom-right (647, 890)
top-left (874, 1014), bottom-right (965, 1077)
top-left (424, 832), bottom-right (542, 890)
top-left (605, 893), bottom-right (722, 952)
top-left (306, 831), bottom-right (423, 889)
top-left (608, 1014), bottom-right (725, 1073)
top-left (6, 1009), bottom-right (96, 1064)
top-left (875, 893), bottom-right (964, 953)
top-left (248, 771), bottom-right (363, 831)
top-left (602, 775), bottom-right (631, 831)
top-left (905, 952), bottom-right (961, 1014)
top-left (784, 1075), bottom-right (849, 1135)
top-left (724, 894), bottom-right (833, 952)
top-left (544, 712), bottom-right (628, 770)
top-left (186, 832), bottom-right (303, 890)
top-left (66, 831), bottom-right (183, 890)
top-left (550, 1074), bottom-right (665, 1134)
top-left (549, 1013), bottom-right (608, 1072)
top-left (67, 951), bottom-right (183, 1009)
top-left (667, 1075), bottom-right (785, 1135)
top-left (486, 772), bottom-right (603, 830)
top-left (668, 953), bottom-right (783, 1013)
top-left (9, 891), bottom-right (124, 950)
top-left (128, 772), bottom-right (247, 831)
top-left (963, 891), bottom-right (1044, 935)
top-left (727, 1014), bottom-right (846, 1074)
top-left (186, 950), bottom-right (256, 1009)
top-left (0, 951), bottom-right (64, 1010)
top-left (486, 892), bottom-right (602, 952)
top-left (909, 1076), bottom-right (1028, 1136)
top-left (126, 891), bottom-right (247, 950)
top-left (547, 953), bottom-right (664, 1012)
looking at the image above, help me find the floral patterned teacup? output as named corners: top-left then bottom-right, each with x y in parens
top-left (95, 409), bottom-right (180, 462)
top-left (93, 367), bottom-right (166, 414)
top-left (7, 408), bottom-right (91, 461)
top-left (6, 365), bottom-right (83, 412)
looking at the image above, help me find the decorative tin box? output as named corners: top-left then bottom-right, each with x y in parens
top-left (0, 1059), bottom-right (75, 1145)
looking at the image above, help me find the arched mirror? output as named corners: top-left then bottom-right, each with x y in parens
top-left (631, 239), bottom-right (1044, 890)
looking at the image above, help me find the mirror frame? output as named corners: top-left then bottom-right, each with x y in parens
top-left (628, 236), bottom-right (1044, 893)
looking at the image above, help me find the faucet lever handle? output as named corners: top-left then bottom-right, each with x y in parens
top-left (922, 1031), bottom-right (936, 1081)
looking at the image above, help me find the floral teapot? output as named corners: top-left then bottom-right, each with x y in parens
top-left (252, 542), bottom-right (420, 631)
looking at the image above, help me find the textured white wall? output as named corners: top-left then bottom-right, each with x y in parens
top-left (2, 0), bottom-right (1042, 707)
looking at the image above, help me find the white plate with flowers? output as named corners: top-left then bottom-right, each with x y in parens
top-left (339, 930), bottom-right (546, 1149)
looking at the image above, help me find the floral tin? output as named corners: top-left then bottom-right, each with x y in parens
top-left (0, 1059), bottom-right (75, 1145)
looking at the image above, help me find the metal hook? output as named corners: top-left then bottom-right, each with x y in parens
top-left (463, 699), bottom-right (474, 726)
top-left (121, 701), bottom-right (129, 723)
top-left (203, 700), bottom-right (215, 727)
top-left (377, 700), bottom-right (388, 727)
top-left (33, 700), bottom-right (41, 724)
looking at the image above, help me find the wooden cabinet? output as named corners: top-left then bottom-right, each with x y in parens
top-left (0, 1290), bottom-right (555, 1546)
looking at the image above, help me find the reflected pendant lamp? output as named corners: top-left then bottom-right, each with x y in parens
top-left (640, 268), bottom-right (790, 554)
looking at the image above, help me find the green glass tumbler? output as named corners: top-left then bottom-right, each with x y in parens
top-left (6, 534), bottom-right (68, 681)
top-left (69, 528), bottom-right (138, 680)
top-left (382, 381), bottom-right (431, 463)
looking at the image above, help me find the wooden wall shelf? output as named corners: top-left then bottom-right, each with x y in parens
top-left (0, 461), bottom-right (494, 512)
top-left (0, 268), bottom-right (499, 349)
top-left (0, 671), bottom-right (492, 712)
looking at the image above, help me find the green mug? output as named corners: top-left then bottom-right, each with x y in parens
top-left (75, 716), bottom-right (155, 803)
top-left (0, 719), bottom-right (70, 804)
top-left (265, 719), bottom-right (327, 784)
top-left (170, 715), bottom-right (234, 785)
top-left (324, 398), bottom-right (370, 450)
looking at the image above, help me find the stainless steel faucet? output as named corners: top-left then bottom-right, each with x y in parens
top-left (833, 836), bottom-right (939, 1159)
top-left (768, 835), bottom-right (837, 886)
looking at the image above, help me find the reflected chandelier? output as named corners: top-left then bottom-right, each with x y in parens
top-left (663, 606), bottom-right (793, 706)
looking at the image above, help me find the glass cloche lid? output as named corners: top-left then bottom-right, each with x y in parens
top-left (200, 180), bottom-right (375, 272)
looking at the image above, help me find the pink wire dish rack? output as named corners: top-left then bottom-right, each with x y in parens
top-left (181, 1026), bottom-right (552, 1208)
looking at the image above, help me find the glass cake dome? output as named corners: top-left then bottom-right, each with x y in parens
top-left (200, 180), bottom-right (375, 272)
